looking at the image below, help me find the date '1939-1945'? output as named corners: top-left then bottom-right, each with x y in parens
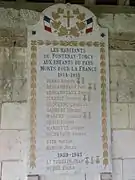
top-left (58, 152), bottom-right (83, 158)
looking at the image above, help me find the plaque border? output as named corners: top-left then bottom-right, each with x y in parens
top-left (30, 40), bottom-right (37, 168)
top-left (100, 40), bottom-right (108, 167)
top-left (29, 39), bottom-right (109, 168)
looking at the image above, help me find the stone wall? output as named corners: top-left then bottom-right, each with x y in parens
top-left (0, 7), bottom-right (135, 180)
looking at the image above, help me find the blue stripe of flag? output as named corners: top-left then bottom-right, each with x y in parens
top-left (86, 17), bottom-right (93, 24)
top-left (44, 16), bottom-right (51, 23)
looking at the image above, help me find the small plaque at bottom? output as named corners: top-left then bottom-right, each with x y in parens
top-left (28, 175), bottom-right (39, 180)
top-left (100, 173), bottom-right (112, 180)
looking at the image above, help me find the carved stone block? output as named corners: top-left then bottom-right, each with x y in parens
top-left (112, 159), bottom-right (122, 180)
top-left (110, 66), bottom-right (135, 103)
top-left (129, 104), bottom-right (135, 129)
top-left (109, 32), bottom-right (135, 50)
top-left (114, 14), bottom-right (135, 32)
top-left (1, 102), bottom-right (29, 129)
top-left (12, 79), bottom-right (27, 101)
top-left (0, 79), bottom-right (13, 102)
top-left (110, 90), bottom-right (118, 103)
top-left (111, 103), bottom-right (129, 129)
top-left (10, 47), bottom-right (27, 79)
top-left (112, 130), bottom-right (135, 158)
top-left (0, 130), bottom-right (28, 161)
top-left (98, 14), bottom-right (114, 33)
top-left (117, 67), bottom-right (135, 103)
top-left (123, 159), bottom-right (135, 180)
top-left (0, 28), bottom-right (27, 47)
top-left (2, 161), bottom-right (27, 180)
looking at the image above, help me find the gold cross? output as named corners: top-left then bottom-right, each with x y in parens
top-left (63, 10), bottom-right (74, 27)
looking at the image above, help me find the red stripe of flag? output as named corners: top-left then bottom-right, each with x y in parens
top-left (86, 27), bottom-right (93, 34)
top-left (44, 26), bottom-right (52, 33)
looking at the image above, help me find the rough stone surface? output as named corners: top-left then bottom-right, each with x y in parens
top-left (129, 104), bottom-right (135, 129)
top-left (98, 14), bottom-right (114, 33)
top-left (111, 103), bottom-right (129, 129)
top-left (0, 8), bottom-right (39, 28)
top-left (0, 28), bottom-right (27, 47)
top-left (0, 79), bottom-right (13, 102)
top-left (12, 79), bottom-right (27, 101)
top-left (109, 33), bottom-right (135, 50)
top-left (1, 103), bottom-right (29, 129)
top-left (0, 130), bottom-right (28, 161)
top-left (110, 90), bottom-right (118, 103)
top-left (2, 161), bottom-right (27, 180)
top-left (0, 48), bottom-right (9, 70)
top-left (10, 47), bottom-right (27, 79)
top-left (110, 66), bottom-right (121, 91)
top-left (112, 159), bottom-right (122, 180)
top-left (0, 47), bottom-right (27, 102)
top-left (112, 130), bottom-right (135, 158)
top-left (110, 66), bottom-right (135, 103)
top-left (0, 47), bottom-right (27, 80)
top-left (114, 14), bottom-right (135, 32)
top-left (110, 50), bottom-right (135, 66)
top-left (123, 159), bottom-right (135, 180)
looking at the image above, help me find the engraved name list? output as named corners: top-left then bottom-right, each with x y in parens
top-left (33, 43), bottom-right (104, 174)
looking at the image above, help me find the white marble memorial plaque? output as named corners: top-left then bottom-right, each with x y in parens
top-left (27, 3), bottom-right (112, 179)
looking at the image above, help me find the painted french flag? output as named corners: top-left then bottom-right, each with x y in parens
top-left (86, 17), bottom-right (93, 34)
top-left (43, 16), bottom-right (52, 33)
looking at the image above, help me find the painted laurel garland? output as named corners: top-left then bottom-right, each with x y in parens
top-left (36, 39), bottom-right (104, 47)
top-left (100, 43), bottom-right (108, 166)
top-left (30, 40), bottom-right (37, 168)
